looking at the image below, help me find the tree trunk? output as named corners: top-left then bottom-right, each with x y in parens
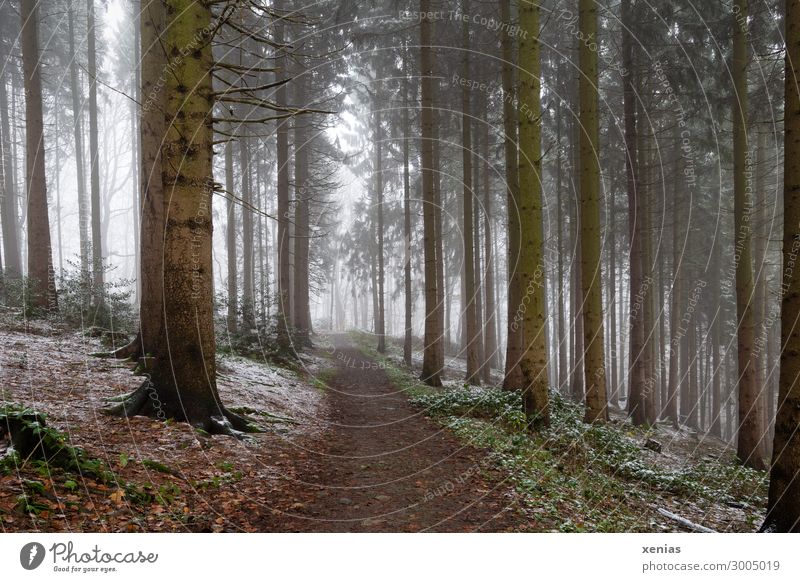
top-left (419, 0), bottom-right (442, 386)
top-left (0, 44), bottom-right (21, 281)
top-left (225, 119), bottom-right (238, 333)
top-left (763, 0), bottom-right (800, 532)
top-left (517, 0), bottom-right (549, 428)
top-left (67, 0), bottom-right (90, 281)
top-left (501, 0), bottom-right (523, 390)
top-left (482, 107), bottom-right (498, 381)
top-left (461, 2), bottom-right (479, 383)
top-left (108, 0), bottom-right (251, 437)
top-left (20, 0), bottom-right (57, 311)
top-left (375, 107), bottom-right (386, 353)
top-left (276, 1), bottom-right (292, 352)
top-left (578, 0), bottom-right (607, 423)
top-left (293, 68), bottom-right (311, 347)
top-left (87, 0), bottom-right (104, 305)
top-left (403, 48), bottom-right (413, 367)
top-left (732, 0), bottom-right (766, 470)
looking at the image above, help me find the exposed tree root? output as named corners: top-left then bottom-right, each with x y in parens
top-left (91, 332), bottom-right (142, 360)
top-left (104, 379), bottom-right (263, 441)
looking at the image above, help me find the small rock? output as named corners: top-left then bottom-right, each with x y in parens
top-left (644, 438), bottom-right (663, 453)
top-left (338, 497), bottom-right (353, 505)
top-left (375, 494), bottom-right (391, 502)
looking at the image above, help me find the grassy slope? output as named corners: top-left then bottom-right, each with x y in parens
top-left (351, 332), bottom-right (767, 532)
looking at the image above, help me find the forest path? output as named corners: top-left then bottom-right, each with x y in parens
top-left (259, 334), bottom-right (529, 532)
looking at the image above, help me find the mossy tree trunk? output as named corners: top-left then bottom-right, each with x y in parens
top-left (578, 0), bottom-right (607, 423)
top-left (108, 0), bottom-right (251, 436)
top-left (517, 0), bottom-right (549, 428)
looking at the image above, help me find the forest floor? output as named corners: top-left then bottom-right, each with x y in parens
top-left (0, 315), bottom-right (768, 532)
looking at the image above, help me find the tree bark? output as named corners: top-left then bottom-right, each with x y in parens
top-left (87, 0), bottom-right (104, 305)
top-left (501, 0), bottom-right (523, 390)
top-left (225, 119), bottom-right (238, 333)
top-left (732, 0), bottom-right (766, 470)
top-left (578, 0), bottom-right (607, 423)
top-left (20, 0), bottom-right (57, 311)
top-left (0, 43), bottom-right (21, 281)
top-left (108, 0), bottom-right (251, 436)
top-left (763, 0), bottom-right (800, 532)
top-left (293, 67), bottom-right (311, 347)
top-left (461, 1), bottom-right (479, 383)
top-left (275, 0), bottom-right (292, 353)
top-left (517, 0), bottom-right (548, 428)
top-left (67, 0), bottom-right (91, 281)
top-left (402, 48), bottom-right (413, 367)
top-left (419, 0), bottom-right (442, 386)
top-left (375, 107), bottom-right (386, 353)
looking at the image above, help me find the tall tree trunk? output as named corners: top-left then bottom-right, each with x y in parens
top-left (482, 108), bottom-right (498, 382)
top-left (555, 104), bottom-right (567, 392)
top-left (67, 0), bottom-right (90, 281)
top-left (578, 0), bottom-right (607, 423)
top-left (419, 0), bottom-right (442, 386)
top-left (501, 0), bottom-right (523, 390)
top-left (275, 1), bottom-right (292, 352)
top-left (240, 125), bottom-right (256, 330)
top-left (108, 0), bottom-right (249, 436)
top-left (732, 0), bottom-right (766, 470)
top-left (0, 47), bottom-right (21, 281)
top-left (763, 0), bottom-right (800, 532)
top-left (293, 68), bottom-right (311, 347)
top-left (461, 1), bottom-right (479, 383)
top-left (665, 135), bottom-right (682, 427)
top-left (375, 107), bottom-right (386, 353)
top-left (622, 0), bottom-right (648, 425)
top-left (402, 48), bottom-right (413, 367)
top-left (87, 0), bottom-right (104, 305)
top-left (517, 0), bottom-right (548, 428)
top-left (20, 0), bottom-right (57, 311)
top-left (225, 119), bottom-right (238, 333)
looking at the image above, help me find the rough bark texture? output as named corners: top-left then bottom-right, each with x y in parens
top-left (107, 0), bottom-right (250, 436)
top-left (293, 68), bottom-right (311, 347)
top-left (763, 0), bottom-right (800, 532)
top-left (275, 1), bottom-right (292, 353)
top-left (461, 2), bottom-right (479, 384)
top-left (21, 0), bottom-right (57, 311)
top-left (516, 0), bottom-right (548, 428)
top-left (241, 125), bottom-right (256, 330)
top-left (732, 0), bottom-right (766, 470)
top-left (419, 0), bottom-right (441, 387)
top-left (622, 0), bottom-right (648, 425)
top-left (501, 0), bottom-right (523, 391)
top-left (578, 0), bottom-right (607, 423)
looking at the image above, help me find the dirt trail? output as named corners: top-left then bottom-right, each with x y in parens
top-left (259, 334), bottom-right (528, 532)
